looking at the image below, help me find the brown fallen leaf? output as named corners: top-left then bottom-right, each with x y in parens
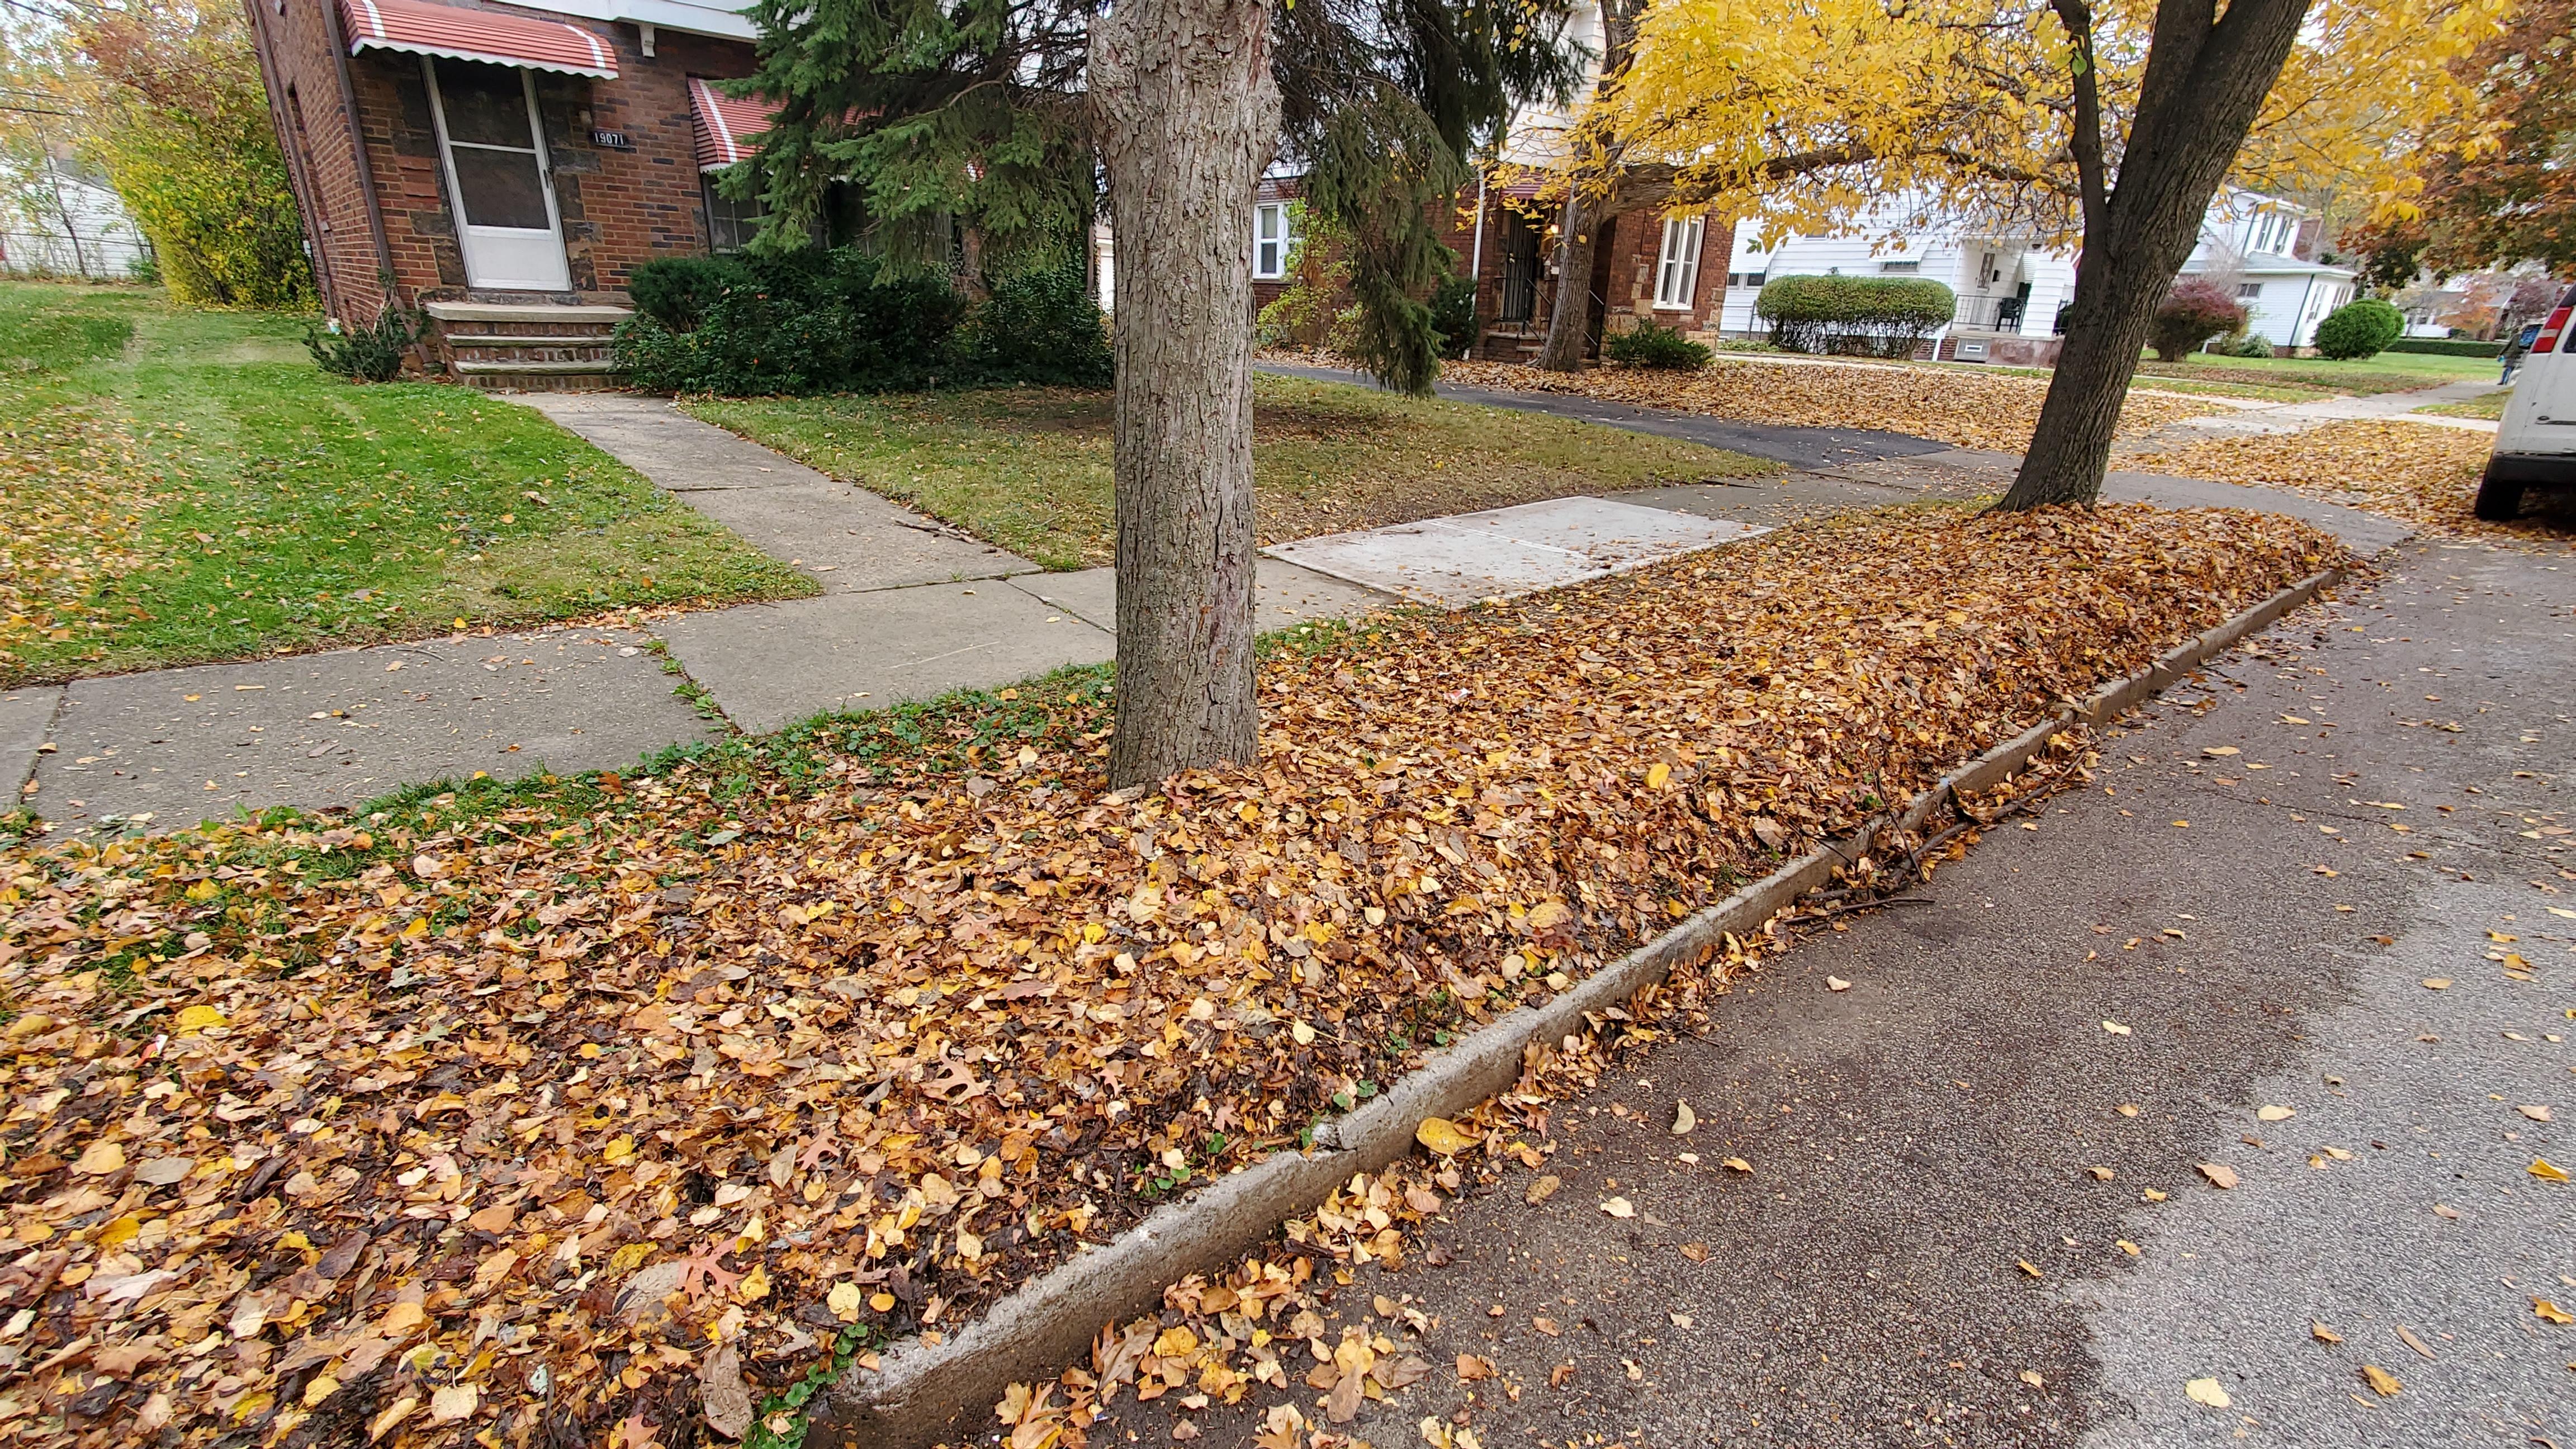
top-left (1456, 1353), bottom-right (1495, 1382)
top-left (2421, 977), bottom-right (2452, 991)
top-left (2394, 1325), bottom-right (2436, 1361)
top-left (2196, 1163), bottom-right (2239, 1190)
top-left (2360, 1363), bottom-right (2402, 1396)
top-left (2017, 1260), bottom-right (2042, 1279)
top-left (1524, 1175), bottom-right (1561, 1205)
top-left (2184, 1377), bottom-right (2231, 1408)
top-left (1679, 1242), bottom-right (1711, 1262)
top-left (1549, 1362), bottom-right (1576, 1388)
top-left (2256, 1105), bottom-right (2294, 1123)
top-left (2087, 1166), bottom-right (2116, 1182)
top-left (2312, 1321), bottom-right (2343, 1344)
top-left (1325, 1365), bottom-right (1365, 1423)
top-left (2018, 1368), bottom-right (2045, 1388)
top-left (1532, 1317), bottom-right (1561, 1337)
top-left (1599, 1196), bottom-right (1635, 1219)
top-left (1670, 1101), bottom-right (1695, 1135)
top-left (1722, 1157), bottom-right (1751, 1173)
top-left (2519, 1105), bottom-right (2553, 1123)
top-left (699, 1344), bottom-right (753, 1439)
top-left (2432, 1204), bottom-right (2461, 1220)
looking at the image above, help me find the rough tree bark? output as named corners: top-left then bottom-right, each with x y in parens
top-left (1091, 0), bottom-right (1282, 789)
top-left (1534, 0), bottom-right (1647, 372)
top-left (1998, 0), bottom-right (2314, 508)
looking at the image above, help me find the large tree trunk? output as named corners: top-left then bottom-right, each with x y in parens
top-left (1535, 193), bottom-right (1599, 372)
top-left (1091, 0), bottom-right (1281, 789)
top-left (2000, 0), bottom-right (2312, 507)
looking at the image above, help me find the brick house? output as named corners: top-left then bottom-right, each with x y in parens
top-left (247, 0), bottom-right (780, 386)
top-left (1238, 172), bottom-right (1728, 363)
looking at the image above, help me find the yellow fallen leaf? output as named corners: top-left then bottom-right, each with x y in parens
top-left (602, 1135), bottom-right (636, 1165)
top-left (828, 1282), bottom-right (865, 1321)
top-left (368, 1395), bottom-right (420, 1441)
top-left (2017, 1260), bottom-right (2041, 1278)
top-left (2103, 1020), bottom-right (2132, 1036)
top-left (2533, 1298), bottom-right (2573, 1326)
top-left (1415, 1118), bottom-right (1478, 1158)
top-left (2184, 1377), bottom-right (2231, 1408)
top-left (303, 1375), bottom-right (342, 1408)
top-left (2360, 1363), bottom-right (2402, 1396)
top-left (2529, 1158), bottom-right (2569, 1183)
top-left (173, 1004), bottom-right (226, 1033)
top-left (2256, 1105), bottom-right (2294, 1123)
top-left (869, 1292), bottom-right (896, 1312)
top-left (1155, 1325), bottom-right (1199, 1357)
top-left (73, 1141), bottom-right (125, 1176)
top-left (2311, 1321), bottom-right (2342, 1344)
top-left (2201, 746), bottom-right (2239, 757)
top-left (1722, 1157), bottom-right (1751, 1173)
top-left (2517, 1105), bottom-right (2551, 1122)
top-left (2421, 978), bottom-right (2452, 991)
top-left (379, 1301), bottom-right (428, 1336)
top-left (1646, 762), bottom-right (1671, 789)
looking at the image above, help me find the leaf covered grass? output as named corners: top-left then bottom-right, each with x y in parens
top-left (2130, 354), bottom-right (2477, 396)
top-left (2413, 389), bottom-right (2511, 420)
top-left (1440, 357), bottom-right (2214, 454)
top-left (2128, 418), bottom-right (2573, 548)
top-left (684, 374), bottom-right (1779, 571)
top-left (0, 501), bottom-right (2345, 1447)
top-left (0, 283), bottom-right (812, 686)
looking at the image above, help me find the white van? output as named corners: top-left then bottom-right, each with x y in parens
top-left (2483, 282), bottom-right (2576, 520)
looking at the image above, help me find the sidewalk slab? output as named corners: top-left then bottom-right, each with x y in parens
top-left (657, 585), bottom-right (1115, 735)
top-left (1, 686), bottom-right (60, 801)
top-left (1265, 496), bottom-right (1765, 607)
top-left (31, 630), bottom-right (713, 832)
top-left (513, 394), bottom-right (1034, 590)
top-left (1007, 560), bottom-right (1392, 635)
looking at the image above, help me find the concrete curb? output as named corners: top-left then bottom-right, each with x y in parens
top-left (808, 565), bottom-right (2348, 1447)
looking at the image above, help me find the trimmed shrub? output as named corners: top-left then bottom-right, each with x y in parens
top-left (968, 262), bottom-right (1111, 386)
top-left (614, 248), bottom-right (970, 394)
top-left (2148, 278), bottom-right (2246, 361)
top-left (1603, 319), bottom-right (1712, 370)
top-left (1754, 274), bottom-right (1955, 357)
top-left (628, 256), bottom-right (746, 333)
top-left (2212, 329), bottom-right (2276, 359)
top-left (1429, 274), bottom-right (1478, 360)
top-left (306, 292), bottom-right (421, 383)
top-left (2312, 297), bottom-right (2405, 360)
top-left (2385, 337), bottom-right (2504, 358)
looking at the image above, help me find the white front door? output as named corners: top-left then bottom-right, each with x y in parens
top-left (424, 58), bottom-right (571, 291)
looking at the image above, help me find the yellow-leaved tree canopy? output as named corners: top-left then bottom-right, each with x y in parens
top-left (1527, 0), bottom-right (2509, 503)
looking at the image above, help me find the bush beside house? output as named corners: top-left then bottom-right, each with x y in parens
top-left (2148, 278), bottom-right (2248, 361)
top-left (2312, 297), bottom-right (2408, 360)
top-left (1603, 319), bottom-right (1712, 370)
top-left (1755, 275), bottom-right (1957, 357)
top-left (614, 250), bottom-right (1106, 394)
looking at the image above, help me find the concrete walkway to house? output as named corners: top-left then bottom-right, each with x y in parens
top-left (2132, 377), bottom-right (2503, 448)
top-left (2, 390), bottom-right (2414, 839)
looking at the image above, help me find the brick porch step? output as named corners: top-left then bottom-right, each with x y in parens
top-left (423, 300), bottom-right (630, 392)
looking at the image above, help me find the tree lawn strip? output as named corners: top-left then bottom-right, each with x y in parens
top-left (683, 373), bottom-right (1780, 572)
top-left (0, 502), bottom-right (2342, 1448)
top-left (0, 283), bottom-right (811, 686)
top-left (2413, 390), bottom-right (2511, 420)
top-left (2128, 418), bottom-right (2573, 548)
top-left (1439, 357), bottom-right (2214, 454)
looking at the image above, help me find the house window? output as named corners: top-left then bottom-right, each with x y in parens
top-left (1253, 202), bottom-right (1292, 280)
top-left (1652, 215), bottom-right (1703, 309)
top-left (1879, 259), bottom-right (1920, 274)
top-left (1730, 271), bottom-right (1767, 288)
top-left (2237, 282), bottom-right (2264, 300)
top-left (704, 177), bottom-right (764, 253)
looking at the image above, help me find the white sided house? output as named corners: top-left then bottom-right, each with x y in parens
top-left (1711, 187), bottom-right (2352, 363)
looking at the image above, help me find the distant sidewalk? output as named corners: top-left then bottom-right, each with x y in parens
top-left (2, 392), bottom-right (2413, 839)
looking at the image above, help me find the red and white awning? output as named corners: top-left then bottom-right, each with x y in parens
top-left (689, 77), bottom-right (779, 171)
top-left (340, 0), bottom-right (618, 79)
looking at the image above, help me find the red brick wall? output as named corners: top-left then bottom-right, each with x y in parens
top-left (245, 0), bottom-right (393, 324)
top-left (250, 0), bottom-right (759, 310)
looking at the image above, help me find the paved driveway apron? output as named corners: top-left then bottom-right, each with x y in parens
top-left (1084, 539), bottom-right (2572, 1448)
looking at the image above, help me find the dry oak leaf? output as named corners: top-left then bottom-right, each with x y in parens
top-left (2196, 1163), bottom-right (2239, 1190)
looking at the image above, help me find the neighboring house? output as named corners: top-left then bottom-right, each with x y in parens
top-left (1711, 200), bottom-right (2079, 364)
top-left (2174, 188), bottom-right (2354, 350)
top-left (0, 147), bottom-right (151, 280)
top-left (247, 0), bottom-right (781, 386)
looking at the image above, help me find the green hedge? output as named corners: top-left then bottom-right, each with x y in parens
top-left (614, 249), bottom-right (1108, 394)
top-left (2313, 297), bottom-right (2406, 361)
top-left (2384, 337), bottom-right (2503, 358)
top-left (1753, 274), bottom-right (1956, 357)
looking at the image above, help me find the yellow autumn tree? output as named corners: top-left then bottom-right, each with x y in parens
top-left (1550, 0), bottom-right (2507, 502)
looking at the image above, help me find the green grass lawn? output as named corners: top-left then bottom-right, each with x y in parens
top-left (2415, 389), bottom-right (2512, 419)
top-left (0, 283), bottom-right (810, 686)
top-left (687, 373), bottom-right (1781, 570)
top-left (2134, 347), bottom-right (2496, 395)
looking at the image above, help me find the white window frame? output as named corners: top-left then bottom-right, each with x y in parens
top-left (1253, 202), bottom-right (1291, 280)
top-left (1652, 214), bottom-right (1704, 310)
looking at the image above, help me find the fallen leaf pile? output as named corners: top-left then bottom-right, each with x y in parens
top-left (0, 376), bottom-right (160, 681)
top-left (1437, 358), bottom-right (2209, 453)
top-left (0, 502), bottom-right (2340, 1447)
top-left (2125, 419), bottom-right (2575, 550)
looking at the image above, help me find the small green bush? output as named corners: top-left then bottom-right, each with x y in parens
top-left (2384, 336), bottom-right (2503, 358)
top-left (306, 293), bottom-right (422, 383)
top-left (2148, 278), bottom-right (2247, 362)
top-left (613, 247), bottom-right (969, 394)
top-left (1754, 274), bottom-right (1955, 357)
top-left (968, 262), bottom-right (1111, 386)
top-left (2312, 297), bottom-right (2405, 360)
top-left (2213, 329), bottom-right (2276, 359)
top-left (628, 256), bottom-right (746, 333)
top-left (1603, 319), bottom-right (1711, 370)
top-left (1429, 274), bottom-right (1478, 360)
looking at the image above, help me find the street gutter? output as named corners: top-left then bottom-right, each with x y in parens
top-left (808, 564), bottom-right (2351, 1447)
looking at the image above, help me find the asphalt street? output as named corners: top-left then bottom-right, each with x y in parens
top-left (1085, 537), bottom-right (2574, 1447)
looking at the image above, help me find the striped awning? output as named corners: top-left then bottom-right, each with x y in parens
top-left (689, 77), bottom-right (779, 171)
top-left (339, 0), bottom-right (618, 79)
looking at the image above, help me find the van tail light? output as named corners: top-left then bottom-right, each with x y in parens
top-left (2533, 286), bottom-right (2576, 352)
